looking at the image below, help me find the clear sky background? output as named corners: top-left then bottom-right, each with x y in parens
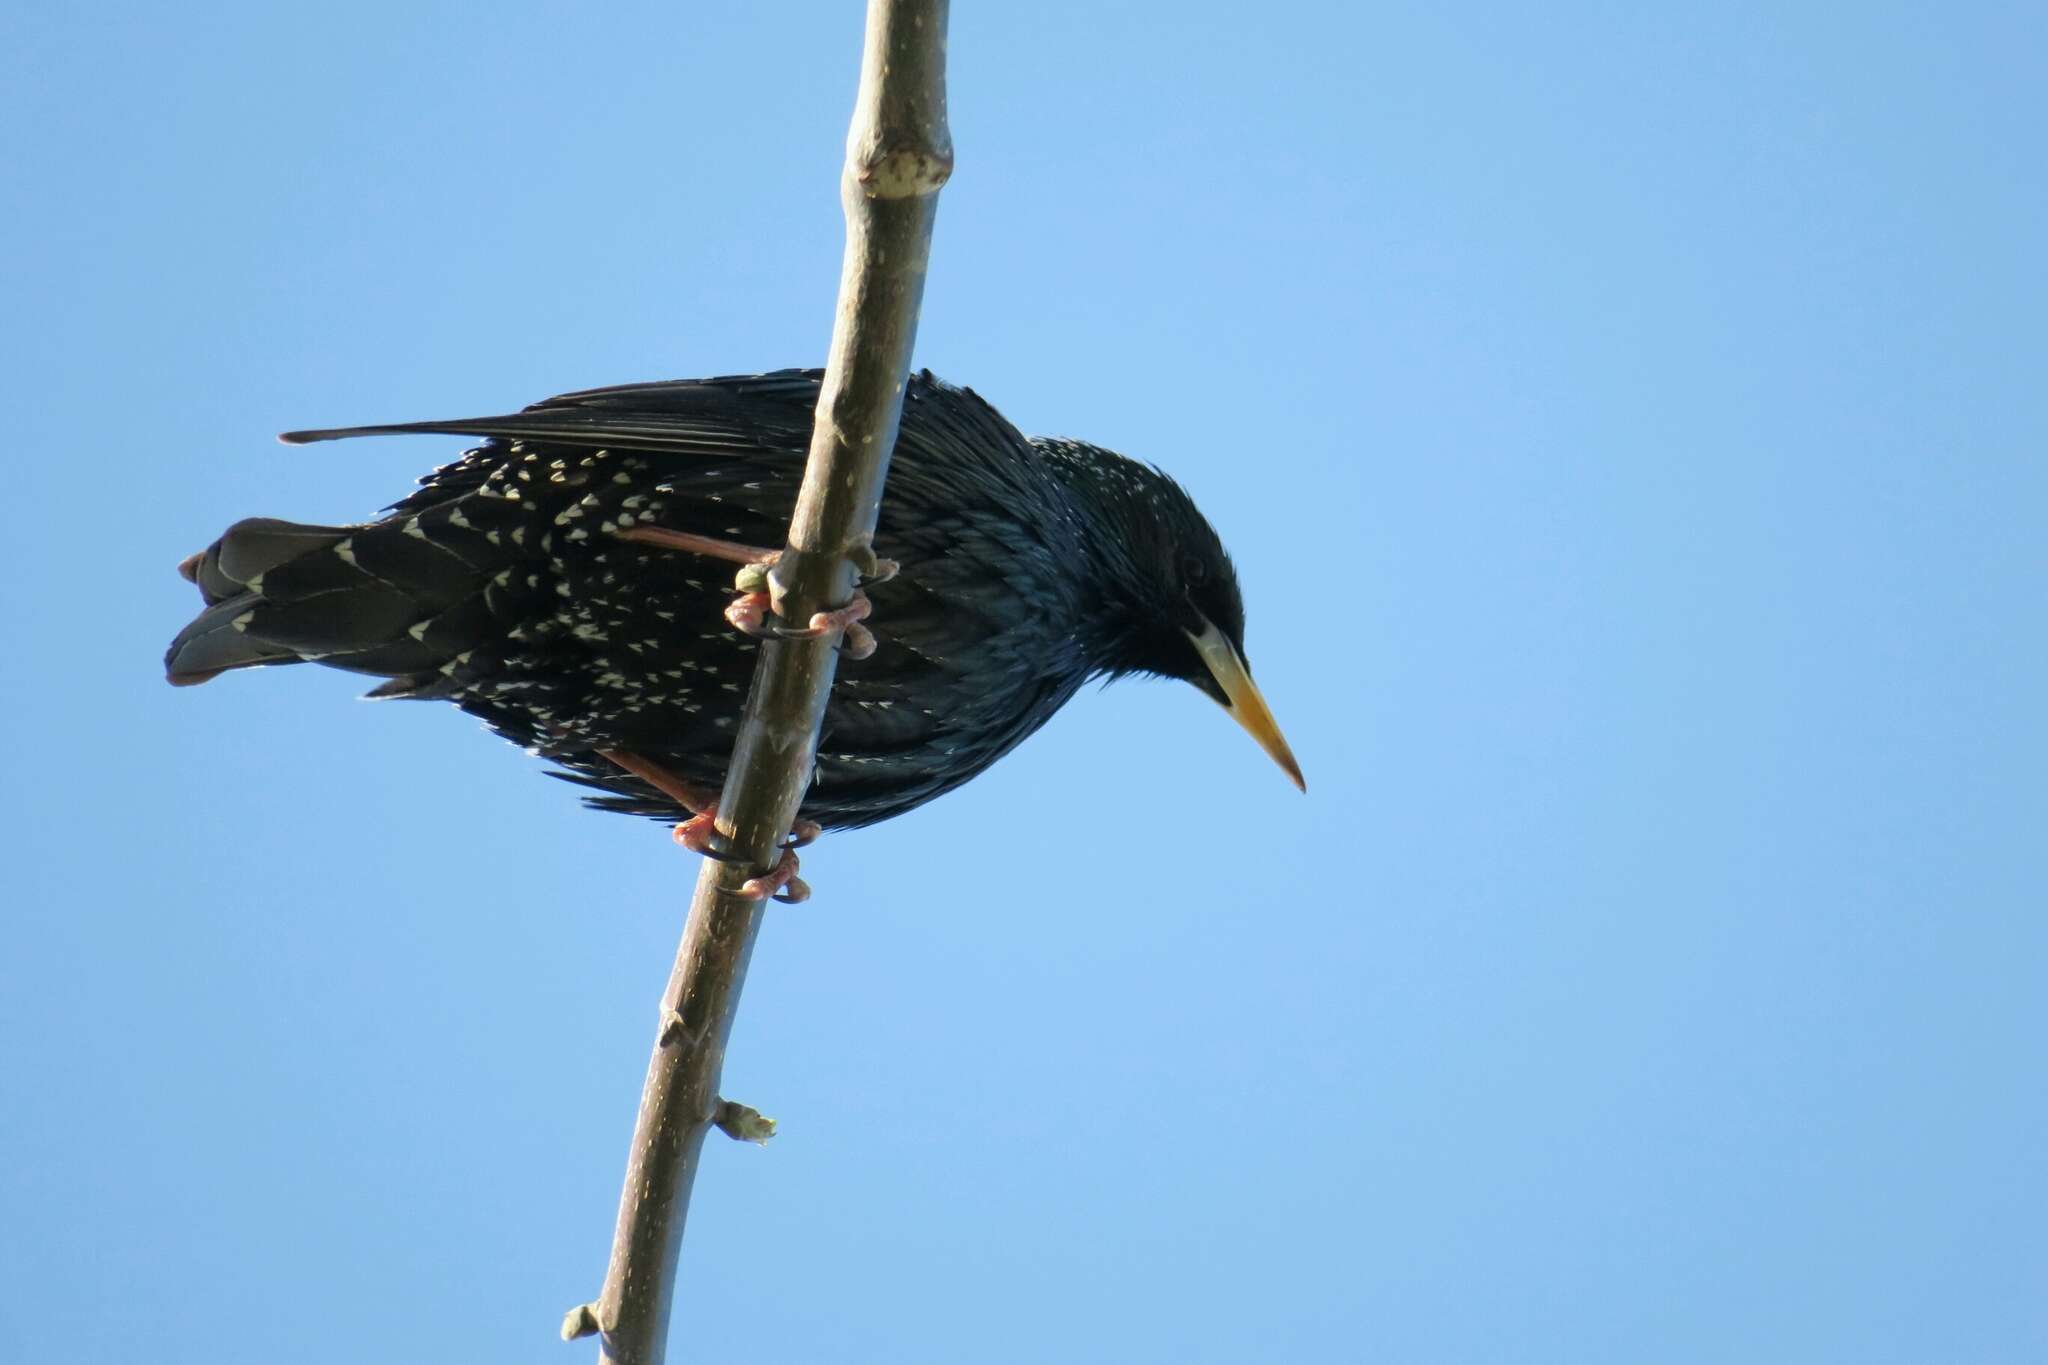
top-left (3, 3), bottom-right (2042, 1362)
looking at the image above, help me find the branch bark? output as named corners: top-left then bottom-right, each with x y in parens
top-left (561, 5), bottom-right (951, 1362)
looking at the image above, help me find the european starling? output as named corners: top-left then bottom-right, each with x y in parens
top-left (166, 369), bottom-right (1302, 853)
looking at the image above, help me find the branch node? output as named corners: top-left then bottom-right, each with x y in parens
top-left (713, 1100), bottom-right (778, 1144)
top-left (853, 145), bottom-right (954, 198)
top-left (658, 1007), bottom-right (690, 1048)
top-left (561, 1302), bottom-right (603, 1341)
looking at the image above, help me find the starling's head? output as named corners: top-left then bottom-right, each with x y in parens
top-left (1036, 439), bottom-right (1305, 792)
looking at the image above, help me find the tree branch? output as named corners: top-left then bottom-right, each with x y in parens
top-left (561, 5), bottom-right (951, 1362)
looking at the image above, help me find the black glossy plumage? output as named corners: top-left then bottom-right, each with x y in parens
top-left (166, 369), bottom-right (1253, 829)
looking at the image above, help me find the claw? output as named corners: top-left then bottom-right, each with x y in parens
top-left (672, 812), bottom-right (719, 854)
top-left (737, 847), bottom-right (808, 903)
top-left (729, 585), bottom-right (878, 659)
top-left (724, 590), bottom-right (772, 635)
top-left (602, 751), bottom-right (817, 892)
top-left (773, 590), bottom-right (873, 642)
top-left (840, 621), bottom-right (877, 660)
top-left (847, 540), bottom-right (899, 584)
top-left (675, 816), bottom-right (799, 866)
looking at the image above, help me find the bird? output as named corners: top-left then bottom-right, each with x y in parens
top-left (166, 369), bottom-right (1302, 894)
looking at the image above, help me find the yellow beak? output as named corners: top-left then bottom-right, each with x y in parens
top-left (1187, 618), bottom-right (1306, 792)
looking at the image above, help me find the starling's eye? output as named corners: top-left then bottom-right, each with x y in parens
top-left (1181, 554), bottom-right (1208, 587)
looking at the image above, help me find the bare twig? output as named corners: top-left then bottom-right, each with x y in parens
top-left (561, 5), bottom-right (952, 1362)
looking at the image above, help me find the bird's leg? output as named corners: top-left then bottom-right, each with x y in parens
top-left (613, 525), bottom-right (781, 567)
top-left (614, 525), bottom-right (786, 637)
top-left (596, 748), bottom-right (817, 902)
top-left (595, 747), bottom-right (724, 853)
top-left (611, 525), bottom-right (786, 642)
top-left (617, 524), bottom-right (894, 661)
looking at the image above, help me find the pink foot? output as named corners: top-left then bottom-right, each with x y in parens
top-left (724, 590), bottom-right (771, 635)
top-left (672, 811), bottom-right (719, 854)
top-left (798, 592), bottom-right (877, 660)
top-left (725, 586), bottom-right (876, 658)
top-left (597, 750), bottom-right (818, 901)
top-left (738, 848), bottom-right (811, 904)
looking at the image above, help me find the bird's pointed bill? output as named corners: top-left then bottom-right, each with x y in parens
top-left (1187, 619), bottom-right (1305, 791)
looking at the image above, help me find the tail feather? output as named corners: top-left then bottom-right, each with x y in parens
top-left (164, 594), bottom-right (304, 686)
top-left (164, 513), bottom-right (498, 688)
top-left (230, 585), bottom-right (426, 655)
top-left (214, 518), bottom-right (349, 586)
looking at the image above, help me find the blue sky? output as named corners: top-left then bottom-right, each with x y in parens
top-left (3, 3), bottom-right (2043, 1362)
